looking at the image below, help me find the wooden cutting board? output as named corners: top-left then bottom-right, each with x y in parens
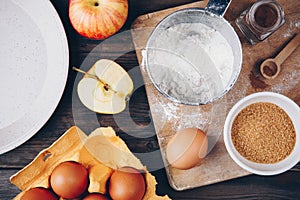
top-left (131, 0), bottom-right (300, 191)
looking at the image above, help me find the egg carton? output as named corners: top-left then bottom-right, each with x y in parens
top-left (10, 126), bottom-right (170, 200)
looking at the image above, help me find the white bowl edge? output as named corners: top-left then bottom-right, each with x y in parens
top-left (224, 92), bottom-right (300, 176)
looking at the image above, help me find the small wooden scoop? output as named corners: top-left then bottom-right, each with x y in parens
top-left (260, 34), bottom-right (300, 79)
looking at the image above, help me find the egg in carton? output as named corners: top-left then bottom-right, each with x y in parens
top-left (10, 126), bottom-right (170, 200)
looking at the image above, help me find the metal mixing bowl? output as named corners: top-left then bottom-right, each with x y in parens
top-left (145, 0), bottom-right (242, 105)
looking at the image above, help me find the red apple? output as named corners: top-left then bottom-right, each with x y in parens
top-left (69, 0), bottom-right (128, 40)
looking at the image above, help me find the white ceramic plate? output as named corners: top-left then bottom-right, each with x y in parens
top-left (224, 92), bottom-right (300, 175)
top-left (0, 0), bottom-right (69, 154)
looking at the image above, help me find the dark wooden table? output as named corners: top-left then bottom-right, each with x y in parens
top-left (1, 0), bottom-right (299, 199)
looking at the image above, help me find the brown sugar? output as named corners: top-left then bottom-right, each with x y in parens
top-left (231, 102), bottom-right (296, 164)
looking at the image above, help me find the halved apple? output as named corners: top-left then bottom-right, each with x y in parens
top-left (77, 59), bottom-right (133, 114)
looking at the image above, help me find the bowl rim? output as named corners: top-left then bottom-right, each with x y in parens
top-left (223, 91), bottom-right (300, 175)
top-left (144, 7), bottom-right (243, 106)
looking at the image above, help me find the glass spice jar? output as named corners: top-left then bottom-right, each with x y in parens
top-left (235, 0), bottom-right (285, 45)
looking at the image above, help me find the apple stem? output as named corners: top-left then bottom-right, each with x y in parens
top-left (73, 67), bottom-right (117, 93)
top-left (125, 95), bottom-right (131, 102)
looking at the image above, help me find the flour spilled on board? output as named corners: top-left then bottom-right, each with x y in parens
top-left (270, 70), bottom-right (300, 94)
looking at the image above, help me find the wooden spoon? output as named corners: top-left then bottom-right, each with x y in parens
top-left (260, 34), bottom-right (300, 79)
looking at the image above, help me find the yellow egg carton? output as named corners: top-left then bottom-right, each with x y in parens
top-left (10, 126), bottom-right (170, 200)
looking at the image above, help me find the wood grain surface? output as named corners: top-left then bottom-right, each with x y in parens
top-left (0, 0), bottom-right (299, 199)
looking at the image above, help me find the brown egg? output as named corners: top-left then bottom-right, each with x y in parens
top-left (50, 161), bottom-right (89, 199)
top-left (83, 193), bottom-right (109, 200)
top-left (21, 187), bottom-right (58, 200)
top-left (166, 128), bottom-right (208, 170)
top-left (108, 167), bottom-right (146, 200)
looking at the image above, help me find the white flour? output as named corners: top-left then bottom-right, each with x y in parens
top-left (147, 23), bottom-right (234, 104)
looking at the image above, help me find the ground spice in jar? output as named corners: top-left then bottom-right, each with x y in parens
top-left (235, 0), bottom-right (285, 44)
top-left (254, 4), bottom-right (278, 28)
top-left (231, 102), bottom-right (296, 164)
